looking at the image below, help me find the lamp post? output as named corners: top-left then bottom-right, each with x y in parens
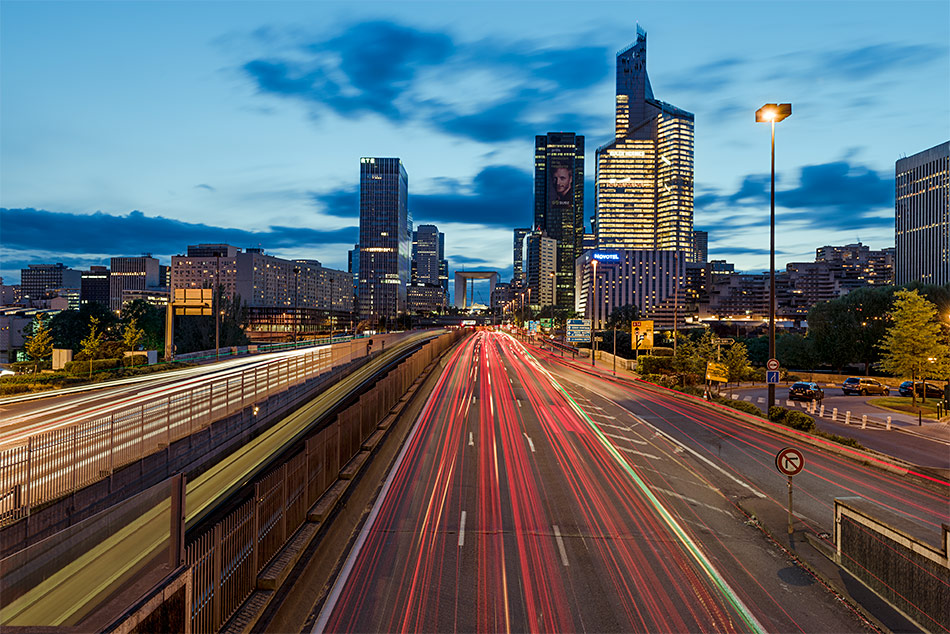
top-left (756, 102), bottom-right (792, 410)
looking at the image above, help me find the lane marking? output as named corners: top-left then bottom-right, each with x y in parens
top-left (469, 432), bottom-right (474, 446)
top-left (652, 487), bottom-right (731, 516)
top-left (553, 525), bottom-right (569, 566)
top-left (516, 399), bottom-right (521, 408)
top-left (601, 431), bottom-right (648, 446)
top-left (458, 511), bottom-right (467, 547)
top-left (616, 446), bottom-right (661, 460)
top-left (523, 433), bottom-right (536, 453)
top-left (628, 414), bottom-right (765, 499)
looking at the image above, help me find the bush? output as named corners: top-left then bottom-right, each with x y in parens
top-left (638, 355), bottom-right (673, 375)
top-left (769, 406), bottom-right (788, 424)
top-left (10, 360), bottom-right (52, 373)
top-left (64, 358), bottom-right (125, 375)
top-left (745, 368), bottom-right (765, 383)
top-left (769, 406), bottom-right (816, 432)
top-left (651, 347), bottom-right (674, 357)
top-left (0, 384), bottom-right (31, 395)
top-left (722, 399), bottom-right (765, 417)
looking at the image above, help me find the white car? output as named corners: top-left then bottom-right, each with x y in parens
top-left (0, 369), bottom-right (15, 378)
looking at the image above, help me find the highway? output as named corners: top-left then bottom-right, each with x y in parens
top-left (316, 330), bottom-right (875, 633)
top-left (0, 330), bottom-right (441, 627)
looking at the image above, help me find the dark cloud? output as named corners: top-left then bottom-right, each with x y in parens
top-left (0, 208), bottom-right (358, 256)
top-left (312, 164), bottom-right (533, 227)
top-left (195, 183), bottom-right (216, 192)
top-left (709, 246), bottom-right (773, 256)
top-left (240, 20), bottom-right (611, 143)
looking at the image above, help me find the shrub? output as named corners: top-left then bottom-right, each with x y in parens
top-left (10, 360), bottom-right (53, 373)
top-left (769, 406), bottom-right (788, 423)
top-left (64, 358), bottom-right (125, 375)
top-left (638, 355), bottom-right (673, 375)
top-left (784, 410), bottom-right (817, 432)
top-left (651, 347), bottom-right (674, 357)
top-left (0, 384), bottom-right (31, 395)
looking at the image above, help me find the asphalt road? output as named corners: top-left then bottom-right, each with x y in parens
top-left (315, 331), bottom-right (876, 633)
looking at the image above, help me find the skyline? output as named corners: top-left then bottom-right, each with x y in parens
top-left (2, 1), bottom-right (948, 292)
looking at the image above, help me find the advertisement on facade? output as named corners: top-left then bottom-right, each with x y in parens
top-left (548, 161), bottom-right (574, 205)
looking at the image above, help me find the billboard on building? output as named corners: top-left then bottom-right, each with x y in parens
top-left (548, 161), bottom-right (574, 205)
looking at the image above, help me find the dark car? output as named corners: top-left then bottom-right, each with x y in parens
top-left (789, 382), bottom-right (824, 401)
top-left (898, 381), bottom-right (944, 399)
top-left (842, 377), bottom-right (889, 396)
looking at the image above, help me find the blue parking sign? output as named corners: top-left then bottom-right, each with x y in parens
top-left (766, 370), bottom-right (780, 384)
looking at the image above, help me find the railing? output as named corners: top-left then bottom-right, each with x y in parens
top-left (0, 341), bottom-right (368, 526)
top-left (186, 331), bottom-right (460, 633)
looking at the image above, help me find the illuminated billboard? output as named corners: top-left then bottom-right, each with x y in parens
top-left (548, 161), bottom-right (574, 205)
top-left (630, 320), bottom-right (654, 350)
top-left (592, 252), bottom-right (620, 261)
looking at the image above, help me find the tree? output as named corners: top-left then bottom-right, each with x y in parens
top-left (24, 315), bottom-right (53, 373)
top-left (723, 341), bottom-right (750, 386)
top-left (807, 299), bottom-right (857, 372)
top-left (49, 303), bottom-right (119, 352)
top-left (844, 285), bottom-right (894, 375)
top-left (604, 304), bottom-right (641, 330)
top-left (878, 289), bottom-right (950, 406)
top-left (122, 317), bottom-right (145, 366)
top-left (122, 300), bottom-right (164, 351)
top-left (79, 316), bottom-right (105, 378)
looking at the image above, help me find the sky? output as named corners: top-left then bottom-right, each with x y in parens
top-left (2, 0), bottom-right (948, 301)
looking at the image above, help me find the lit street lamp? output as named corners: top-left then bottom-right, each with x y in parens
top-left (756, 102), bottom-right (792, 410)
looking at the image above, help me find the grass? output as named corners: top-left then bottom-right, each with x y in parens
top-left (868, 396), bottom-right (944, 420)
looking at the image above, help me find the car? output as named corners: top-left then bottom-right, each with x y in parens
top-left (789, 382), bottom-right (824, 401)
top-left (0, 368), bottom-right (14, 378)
top-left (842, 377), bottom-right (889, 396)
top-left (898, 381), bottom-right (944, 399)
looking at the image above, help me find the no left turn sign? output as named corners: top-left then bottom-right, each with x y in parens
top-left (775, 447), bottom-right (804, 476)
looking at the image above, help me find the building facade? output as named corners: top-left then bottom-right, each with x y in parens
top-left (691, 230), bottom-right (708, 263)
top-left (80, 266), bottom-right (111, 308)
top-left (358, 157), bottom-right (410, 323)
top-left (20, 263), bottom-right (81, 306)
top-left (513, 227), bottom-right (531, 285)
top-left (523, 230), bottom-right (557, 308)
top-left (407, 284), bottom-right (447, 314)
top-left (534, 133), bottom-right (584, 310)
top-left (595, 27), bottom-right (694, 257)
top-left (110, 256), bottom-right (160, 312)
top-left (895, 141), bottom-right (949, 285)
top-left (412, 224), bottom-right (448, 291)
top-left (576, 249), bottom-right (686, 329)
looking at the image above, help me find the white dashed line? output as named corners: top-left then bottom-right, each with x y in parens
top-left (458, 511), bottom-right (467, 547)
top-left (469, 432), bottom-right (474, 446)
top-left (616, 446), bottom-right (661, 460)
top-left (523, 433), bottom-right (536, 453)
top-left (553, 525), bottom-right (569, 566)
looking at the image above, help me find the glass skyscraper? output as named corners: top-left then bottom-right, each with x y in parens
top-left (895, 141), bottom-right (949, 286)
top-left (358, 157), bottom-right (410, 323)
top-left (534, 133), bottom-right (584, 310)
top-left (595, 26), bottom-right (694, 255)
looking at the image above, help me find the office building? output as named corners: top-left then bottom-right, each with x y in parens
top-left (595, 27), bottom-right (694, 257)
top-left (358, 157), bottom-right (410, 323)
top-left (513, 228), bottom-right (531, 284)
top-left (535, 133), bottom-right (584, 309)
top-left (407, 284), bottom-right (447, 314)
top-left (895, 141), bottom-right (949, 285)
top-left (348, 245), bottom-right (360, 299)
top-left (0, 280), bottom-right (21, 306)
top-left (20, 263), bottom-right (81, 306)
top-left (576, 249), bottom-right (686, 329)
top-left (80, 266), bottom-right (111, 308)
top-left (110, 256), bottom-right (160, 312)
top-left (691, 230), bottom-right (708, 263)
top-left (523, 230), bottom-right (557, 308)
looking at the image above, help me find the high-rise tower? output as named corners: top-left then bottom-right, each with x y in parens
top-left (895, 141), bottom-right (949, 286)
top-left (534, 133), bottom-right (584, 310)
top-left (358, 157), bottom-right (410, 323)
top-left (596, 26), bottom-right (694, 255)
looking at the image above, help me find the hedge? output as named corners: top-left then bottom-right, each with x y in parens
top-left (721, 399), bottom-right (765, 417)
top-left (64, 358), bottom-right (125, 375)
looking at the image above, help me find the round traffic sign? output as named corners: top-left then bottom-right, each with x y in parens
top-left (775, 447), bottom-right (804, 476)
top-left (767, 358), bottom-right (780, 371)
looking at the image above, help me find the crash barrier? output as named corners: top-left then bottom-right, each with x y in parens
top-left (0, 342), bottom-right (371, 527)
top-left (0, 475), bottom-right (186, 629)
top-left (835, 497), bottom-right (950, 632)
top-left (186, 330), bottom-right (460, 634)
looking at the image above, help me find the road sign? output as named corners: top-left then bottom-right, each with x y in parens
top-left (594, 336), bottom-right (603, 342)
top-left (566, 318), bottom-right (592, 343)
top-left (767, 358), bottom-right (780, 371)
top-left (713, 337), bottom-right (735, 345)
top-left (766, 370), bottom-right (780, 384)
top-left (630, 320), bottom-right (654, 349)
top-left (775, 447), bottom-right (804, 476)
top-left (706, 361), bottom-right (728, 383)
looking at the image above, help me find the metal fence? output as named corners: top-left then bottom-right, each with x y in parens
top-left (185, 331), bottom-right (459, 633)
top-left (0, 342), bottom-right (366, 526)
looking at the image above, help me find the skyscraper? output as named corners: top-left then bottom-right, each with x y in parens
top-left (895, 141), bottom-right (949, 286)
top-left (691, 230), bottom-right (708, 263)
top-left (513, 228), bottom-right (531, 284)
top-left (358, 157), bottom-right (410, 323)
top-left (523, 229), bottom-right (557, 308)
top-left (412, 225), bottom-right (446, 287)
top-left (535, 133), bottom-right (584, 310)
top-left (595, 26), bottom-right (694, 255)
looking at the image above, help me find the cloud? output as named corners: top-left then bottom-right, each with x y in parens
top-left (312, 164), bottom-right (533, 227)
top-left (814, 43), bottom-right (945, 81)
top-left (195, 183), bottom-right (216, 192)
top-left (240, 19), bottom-right (611, 143)
top-left (0, 208), bottom-right (358, 257)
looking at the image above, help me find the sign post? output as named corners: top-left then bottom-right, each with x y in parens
top-left (775, 447), bottom-right (804, 535)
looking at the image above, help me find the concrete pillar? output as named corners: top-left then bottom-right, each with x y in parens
top-left (845, 411), bottom-right (851, 425)
top-left (832, 407), bottom-right (838, 421)
top-left (886, 416), bottom-right (892, 430)
top-left (861, 414), bottom-right (867, 429)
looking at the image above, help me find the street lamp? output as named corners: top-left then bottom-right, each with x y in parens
top-left (756, 102), bottom-right (791, 410)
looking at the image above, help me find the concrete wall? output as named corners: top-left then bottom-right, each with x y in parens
top-left (835, 497), bottom-right (950, 632)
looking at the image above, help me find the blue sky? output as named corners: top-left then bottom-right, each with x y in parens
top-left (2, 1), bottom-right (948, 296)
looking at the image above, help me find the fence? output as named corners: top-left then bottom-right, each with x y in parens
top-left (0, 341), bottom-right (369, 526)
top-left (186, 330), bottom-right (459, 633)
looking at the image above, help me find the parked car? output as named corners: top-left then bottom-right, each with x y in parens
top-left (898, 381), bottom-right (944, 399)
top-left (842, 377), bottom-right (889, 396)
top-left (789, 382), bottom-right (824, 401)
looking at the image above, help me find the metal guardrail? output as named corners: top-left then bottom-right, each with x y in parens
top-left (0, 342), bottom-right (366, 526)
top-left (186, 331), bottom-right (459, 633)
